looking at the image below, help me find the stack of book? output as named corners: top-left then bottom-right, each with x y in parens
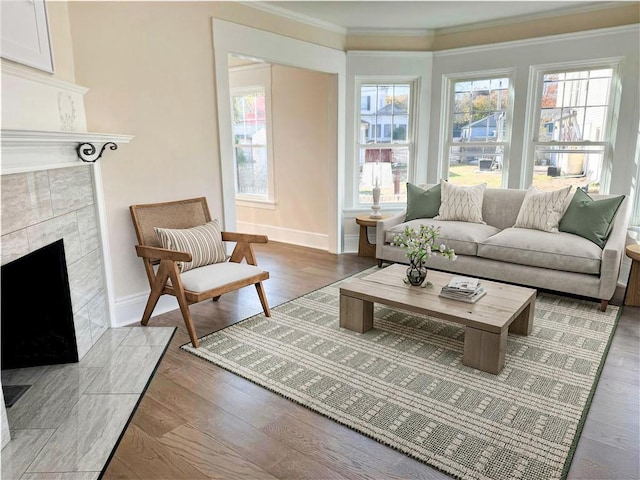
top-left (439, 276), bottom-right (487, 303)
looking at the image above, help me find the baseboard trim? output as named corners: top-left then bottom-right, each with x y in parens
top-left (343, 234), bottom-right (358, 254)
top-left (113, 292), bottom-right (178, 328)
top-left (237, 221), bottom-right (329, 251)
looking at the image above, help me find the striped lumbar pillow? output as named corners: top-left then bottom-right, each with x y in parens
top-left (154, 219), bottom-right (227, 273)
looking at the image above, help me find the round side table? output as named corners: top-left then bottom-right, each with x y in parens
top-left (624, 244), bottom-right (640, 306)
top-left (355, 214), bottom-right (389, 258)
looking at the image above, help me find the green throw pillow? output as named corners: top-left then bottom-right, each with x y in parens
top-left (405, 183), bottom-right (441, 221)
top-left (559, 188), bottom-right (624, 248)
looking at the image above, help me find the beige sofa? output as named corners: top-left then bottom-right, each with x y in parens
top-left (376, 186), bottom-right (630, 310)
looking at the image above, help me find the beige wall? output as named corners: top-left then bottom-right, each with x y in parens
top-left (46, 1), bottom-right (76, 83)
top-left (68, 1), bottom-right (222, 299)
top-left (346, 33), bottom-right (435, 51)
top-left (66, 1), bottom-right (343, 301)
top-left (236, 64), bottom-right (336, 238)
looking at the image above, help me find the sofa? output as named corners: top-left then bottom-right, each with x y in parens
top-left (376, 183), bottom-right (630, 310)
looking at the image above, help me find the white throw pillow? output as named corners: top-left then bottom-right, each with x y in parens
top-left (154, 219), bottom-right (227, 272)
top-left (435, 180), bottom-right (487, 224)
top-left (513, 186), bottom-right (572, 233)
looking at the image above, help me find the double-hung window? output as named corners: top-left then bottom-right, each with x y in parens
top-left (526, 63), bottom-right (619, 193)
top-left (231, 86), bottom-right (272, 202)
top-left (442, 73), bottom-right (513, 187)
top-left (357, 82), bottom-right (414, 205)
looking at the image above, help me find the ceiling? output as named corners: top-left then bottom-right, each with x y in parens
top-left (261, 1), bottom-right (617, 32)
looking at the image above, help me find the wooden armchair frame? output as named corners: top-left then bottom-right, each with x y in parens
top-left (130, 197), bottom-right (270, 347)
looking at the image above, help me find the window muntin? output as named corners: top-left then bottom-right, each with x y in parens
top-left (232, 88), bottom-right (269, 199)
top-left (530, 68), bottom-right (614, 193)
top-left (357, 83), bottom-right (413, 204)
top-left (445, 76), bottom-right (511, 187)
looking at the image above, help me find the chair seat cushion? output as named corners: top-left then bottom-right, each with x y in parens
top-left (386, 219), bottom-right (500, 256)
top-left (178, 262), bottom-right (266, 292)
top-left (477, 228), bottom-right (602, 274)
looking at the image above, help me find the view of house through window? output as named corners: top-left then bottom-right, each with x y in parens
top-left (530, 68), bottom-right (614, 193)
top-left (445, 76), bottom-right (511, 187)
top-left (357, 83), bottom-right (412, 204)
top-left (232, 87), bottom-right (269, 198)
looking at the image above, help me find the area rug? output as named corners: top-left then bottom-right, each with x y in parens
top-left (182, 268), bottom-right (620, 480)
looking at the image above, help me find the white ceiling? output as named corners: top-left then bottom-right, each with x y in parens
top-left (260, 1), bottom-right (616, 32)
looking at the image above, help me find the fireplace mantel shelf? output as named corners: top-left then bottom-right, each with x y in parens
top-left (1, 129), bottom-right (133, 147)
top-left (1, 129), bottom-right (134, 174)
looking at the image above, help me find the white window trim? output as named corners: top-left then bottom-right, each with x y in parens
top-left (521, 57), bottom-right (623, 191)
top-left (230, 81), bottom-right (275, 206)
top-left (439, 68), bottom-right (516, 188)
top-left (354, 76), bottom-right (419, 207)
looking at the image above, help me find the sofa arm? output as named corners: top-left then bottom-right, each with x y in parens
top-left (598, 196), bottom-right (631, 300)
top-left (376, 210), bottom-right (406, 258)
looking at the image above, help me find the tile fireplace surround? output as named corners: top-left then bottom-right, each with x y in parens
top-left (1, 165), bottom-right (109, 360)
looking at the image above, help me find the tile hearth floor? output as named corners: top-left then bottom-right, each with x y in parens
top-left (1, 326), bottom-right (175, 480)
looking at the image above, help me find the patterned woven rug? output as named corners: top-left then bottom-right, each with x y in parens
top-left (182, 268), bottom-right (620, 480)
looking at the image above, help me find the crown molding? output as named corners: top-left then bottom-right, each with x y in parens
top-left (436, 1), bottom-right (630, 35)
top-left (347, 28), bottom-right (433, 37)
top-left (434, 24), bottom-right (640, 57)
top-left (241, 1), bottom-right (347, 35)
top-left (240, 1), bottom-right (630, 41)
top-left (347, 50), bottom-right (433, 58)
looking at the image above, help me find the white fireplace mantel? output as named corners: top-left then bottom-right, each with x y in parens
top-left (1, 129), bottom-right (134, 175)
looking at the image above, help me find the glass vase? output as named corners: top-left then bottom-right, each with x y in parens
top-left (406, 260), bottom-right (428, 286)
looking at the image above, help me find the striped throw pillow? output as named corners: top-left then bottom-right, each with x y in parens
top-left (154, 220), bottom-right (227, 272)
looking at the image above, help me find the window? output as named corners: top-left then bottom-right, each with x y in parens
top-left (357, 82), bottom-right (414, 204)
top-left (527, 64), bottom-right (618, 193)
top-left (231, 87), bottom-right (271, 201)
top-left (443, 74), bottom-right (513, 187)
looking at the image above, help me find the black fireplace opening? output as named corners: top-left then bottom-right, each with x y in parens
top-left (1, 239), bottom-right (78, 370)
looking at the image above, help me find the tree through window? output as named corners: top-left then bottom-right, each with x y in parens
top-left (444, 75), bottom-right (512, 187)
top-left (530, 67), bottom-right (615, 193)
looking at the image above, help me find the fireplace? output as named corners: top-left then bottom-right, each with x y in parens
top-left (1, 239), bottom-right (78, 370)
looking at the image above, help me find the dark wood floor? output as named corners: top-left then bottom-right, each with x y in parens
top-left (103, 242), bottom-right (640, 480)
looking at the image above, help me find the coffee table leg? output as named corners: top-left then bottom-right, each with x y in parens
top-left (339, 294), bottom-right (373, 333)
top-left (463, 327), bottom-right (507, 374)
top-left (509, 298), bottom-right (535, 335)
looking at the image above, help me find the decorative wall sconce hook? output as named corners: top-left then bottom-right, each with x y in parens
top-left (76, 142), bottom-right (118, 163)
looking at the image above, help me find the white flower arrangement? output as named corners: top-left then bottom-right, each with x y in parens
top-left (392, 224), bottom-right (456, 266)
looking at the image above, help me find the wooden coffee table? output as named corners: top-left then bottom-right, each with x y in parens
top-left (339, 264), bottom-right (536, 374)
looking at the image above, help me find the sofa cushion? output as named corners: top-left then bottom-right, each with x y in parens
top-left (435, 180), bottom-right (486, 224)
top-left (559, 188), bottom-right (625, 248)
top-left (405, 182), bottom-right (441, 221)
top-left (513, 186), bottom-right (571, 233)
top-left (481, 188), bottom-right (527, 230)
top-left (386, 219), bottom-right (500, 256)
top-left (155, 220), bottom-right (227, 273)
top-left (478, 228), bottom-right (602, 274)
